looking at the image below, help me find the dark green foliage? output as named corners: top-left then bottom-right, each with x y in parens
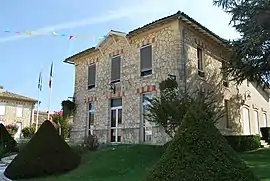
top-left (225, 135), bottom-right (261, 152)
top-left (260, 127), bottom-right (270, 141)
top-left (4, 120), bottom-right (81, 180)
top-left (61, 100), bottom-right (75, 119)
top-left (82, 134), bottom-right (99, 151)
top-left (144, 104), bottom-right (259, 181)
top-left (214, 0), bottom-right (270, 87)
top-left (0, 124), bottom-right (17, 157)
top-left (22, 126), bottom-right (35, 138)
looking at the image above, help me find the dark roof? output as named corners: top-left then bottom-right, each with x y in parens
top-left (0, 90), bottom-right (37, 102)
top-left (64, 10), bottom-right (229, 64)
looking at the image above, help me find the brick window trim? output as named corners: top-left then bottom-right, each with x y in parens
top-left (85, 97), bottom-right (98, 103)
top-left (137, 85), bottom-right (156, 94)
top-left (106, 91), bottom-right (125, 99)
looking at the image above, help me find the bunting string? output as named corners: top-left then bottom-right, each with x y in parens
top-left (1, 28), bottom-right (111, 41)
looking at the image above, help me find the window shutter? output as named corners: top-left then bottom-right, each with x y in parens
top-left (88, 64), bottom-right (96, 86)
top-left (140, 46), bottom-right (152, 71)
top-left (111, 56), bottom-right (121, 81)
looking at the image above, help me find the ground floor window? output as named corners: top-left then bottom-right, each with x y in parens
top-left (88, 102), bottom-right (94, 135)
top-left (142, 93), bottom-right (153, 143)
top-left (110, 98), bottom-right (122, 143)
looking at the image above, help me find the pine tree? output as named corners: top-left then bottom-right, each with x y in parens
top-left (214, 0), bottom-right (270, 87)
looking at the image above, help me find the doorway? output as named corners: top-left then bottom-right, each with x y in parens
top-left (110, 98), bottom-right (122, 143)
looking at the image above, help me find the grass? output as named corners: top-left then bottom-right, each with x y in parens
top-left (239, 148), bottom-right (270, 181)
top-left (24, 144), bottom-right (164, 181)
top-left (19, 145), bottom-right (270, 181)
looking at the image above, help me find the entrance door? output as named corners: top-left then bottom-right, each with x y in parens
top-left (242, 107), bottom-right (251, 135)
top-left (110, 98), bottom-right (122, 143)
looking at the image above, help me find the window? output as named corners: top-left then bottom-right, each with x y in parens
top-left (16, 106), bottom-right (23, 117)
top-left (0, 103), bottom-right (6, 116)
top-left (110, 98), bottom-right (122, 143)
top-left (140, 45), bottom-right (152, 76)
top-left (224, 100), bottom-right (231, 128)
top-left (88, 64), bottom-right (96, 89)
top-left (197, 47), bottom-right (205, 77)
top-left (111, 56), bottom-right (121, 83)
top-left (142, 93), bottom-right (153, 142)
top-left (222, 61), bottom-right (229, 87)
top-left (88, 103), bottom-right (94, 135)
top-left (263, 113), bottom-right (268, 127)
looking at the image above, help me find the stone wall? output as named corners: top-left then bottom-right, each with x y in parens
top-left (70, 18), bottom-right (270, 145)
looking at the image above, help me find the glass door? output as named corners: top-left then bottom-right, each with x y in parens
top-left (110, 98), bottom-right (122, 143)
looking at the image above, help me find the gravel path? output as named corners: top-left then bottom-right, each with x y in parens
top-left (0, 154), bottom-right (16, 181)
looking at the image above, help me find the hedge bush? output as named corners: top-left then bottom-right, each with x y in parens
top-left (144, 104), bottom-right (259, 181)
top-left (0, 124), bottom-right (17, 157)
top-left (22, 126), bottom-right (35, 138)
top-left (224, 135), bottom-right (261, 152)
top-left (4, 120), bottom-right (81, 180)
top-left (260, 127), bottom-right (270, 141)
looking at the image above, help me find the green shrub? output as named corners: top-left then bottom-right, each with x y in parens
top-left (22, 126), bottom-right (35, 138)
top-left (260, 127), bottom-right (270, 141)
top-left (0, 124), bottom-right (17, 156)
top-left (82, 134), bottom-right (99, 151)
top-left (144, 104), bottom-right (259, 181)
top-left (224, 135), bottom-right (261, 152)
top-left (4, 120), bottom-right (81, 180)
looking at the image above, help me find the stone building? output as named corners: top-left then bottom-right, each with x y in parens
top-left (0, 86), bottom-right (37, 139)
top-left (64, 11), bottom-right (270, 145)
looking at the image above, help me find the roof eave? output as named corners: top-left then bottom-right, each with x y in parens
top-left (96, 30), bottom-right (127, 50)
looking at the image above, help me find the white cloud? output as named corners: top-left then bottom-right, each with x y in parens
top-left (0, 0), bottom-right (239, 43)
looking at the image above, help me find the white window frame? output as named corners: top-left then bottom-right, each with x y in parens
top-left (16, 105), bottom-right (23, 117)
top-left (263, 112), bottom-right (268, 127)
top-left (88, 103), bottom-right (94, 135)
top-left (110, 105), bottom-right (122, 143)
top-left (0, 103), bottom-right (6, 116)
top-left (141, 93), bottom-right (153, 143)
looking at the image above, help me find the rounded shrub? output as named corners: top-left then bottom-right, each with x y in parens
top-left (144, 104), bottom-right (259, 181)
top-left (4, 120), bottom-right (81, 180)
top-left (22, 126), bottom-right (35, 138)
top-left (0, 124), bottom-right (17, 156)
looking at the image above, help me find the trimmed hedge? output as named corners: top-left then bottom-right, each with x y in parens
top-left (0, 124), bottom-right (17, 157)
top-left (144, 104), bottom-right (259, 181)
top-left (260, 127), bottom-right (270, 141)
top-left (4, 120), bottom-right (81, 180)
top-left (22, 126), bottom-right (35, 138)
top-left (224, 135), bottom-right (261, 152)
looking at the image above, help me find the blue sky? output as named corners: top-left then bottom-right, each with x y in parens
top-left (0, 0), bottom-right (239, 112)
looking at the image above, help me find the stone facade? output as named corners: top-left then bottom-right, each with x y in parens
top-left (66, 13), bottom-right (270, 145)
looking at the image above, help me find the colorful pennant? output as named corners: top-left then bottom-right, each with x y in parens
top-left (0, 28), bottom-right (111, 41)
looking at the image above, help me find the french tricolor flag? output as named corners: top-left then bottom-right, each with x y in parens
top-left (49, 62), bottom-right (53, 89)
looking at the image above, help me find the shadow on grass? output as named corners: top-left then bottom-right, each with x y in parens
top-left (239, 148), bottom-right (270, 181)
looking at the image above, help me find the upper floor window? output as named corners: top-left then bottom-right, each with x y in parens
top-left (222, 61), bottom-right (229, 87)
top-left (197, 47), bottom-right (205, 77)
top-left (140, 45), bottom-right (152, 77)
top-left (16, 106), bottom-right (23, 117)
top-left (111, 56), bottom-right (121, 83)
top-left (88, 64), bottom-right (96, 90)
top-left (0, 103), bottom-right (6, 116)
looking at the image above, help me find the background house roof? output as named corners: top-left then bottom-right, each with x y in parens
top-left (64, 10), bottom-right (229, 64)
top-left (0, 87), bottom-right (37, 103)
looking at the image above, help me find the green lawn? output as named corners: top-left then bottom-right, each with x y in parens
top-left (239, 148), bottom-right (270, 181)
top-left (23, 145), bottom-right (270, 181)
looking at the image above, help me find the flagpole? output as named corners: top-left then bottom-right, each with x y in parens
top-left (36, 90), bottom-right (40, 132)
top-left (47, 62), bottom-right (53, 120)
top-left (47, 87), bottom-right (52, 120)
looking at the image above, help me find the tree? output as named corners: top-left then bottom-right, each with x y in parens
top-left (144, 102), bottom-right (259, 181)
top-left (145, 77), bottom-right (224, 138)
top-left (213, 0), bottom-right (270, 87)
top-left (61, 99), bottom-right (75, 119)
